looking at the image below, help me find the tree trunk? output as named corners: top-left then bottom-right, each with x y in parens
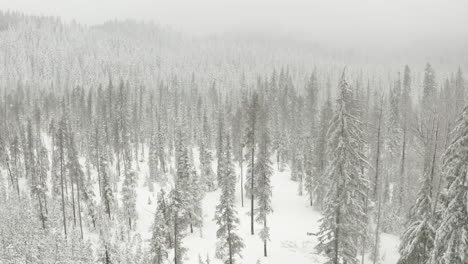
top-left (373, 194), bottom-right (382, 264)
top-left (174, 213), bottom-right (178, 264)
top-left (264, 216), bottom-right (268, 257)
top-left (38, 194), bottom-right (46, 229)
top-left (6, 161), bottom-right (19, 198)
top-left (398, 123), bottom-right (407, 212)
top-left (277, 151), bottom-right (280, 171)
top-left (59, 132), bottom-right (67, 238)
top-left (361, 187), bottom-right (369, 264)
top-left (227, 214), bottom-right (233, 264)
top-left (240, 148), bottom-right (244, 207)
top-left (70, 175), bottom-right (76, 227)
top-left (77, 180), bottom-right (84, 240)
top-left (250, 144), bottom-right (255, 235)
top-left (373, 105), bottom-right (383, 199)
top-left (96, 128), bottom-right (102, 198)
top-left (334, 204), bottom-right (340, 264)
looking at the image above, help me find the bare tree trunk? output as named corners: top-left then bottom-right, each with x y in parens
top-left (174, 213), bottom-right (178, 264)
top-left (59, 132), bottom-right (67, 238)
top-left (334, 204), bottom-right (340, 264)
top-left (250, 144), bottom-right (255, 235)
top-left (38, 194), bottom-right (46, 229)
top-left (398, 123), bottom-right (407, 212)
top-left (373, 104), bottom-right (383, 199)
top-left (361, 186), bottom-right (369, 264)
top-left (227, 214), bottom-right (233, 264)
top-left (277, 150), bottom-right (280, 171)
top-left (117, 151), bottom-right (121, 180)
top-left (6, 160), bottom-right (19, 198)
top-left (70, 174), bottom-right (76, 227)
top-left (264, 216), bottom-right (268, 257)
top-left (96, 128), bottom-right (102, 198)
top-left (373, 193), bottom-right (382, 264)
top-left (77, 179), bottom-right (84, 240)
top-left (240, 148), bottom-right (244, 207)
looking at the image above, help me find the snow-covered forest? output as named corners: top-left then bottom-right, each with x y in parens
top-left (0, 9), bottom-right (467, 264)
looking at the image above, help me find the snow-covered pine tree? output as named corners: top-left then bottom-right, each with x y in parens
top-left (25, 118), bottom-right (36, 192)
top-left (67, 131), bottom-right (85, 238)
top-left (149, 133), bottom-right (159, 185)
top-left (170, 128), bottom-right (199, 263)
top-left (422, 64), bottom-right (437, 111)
top-left (311, 81), bottom-right (333, 209)
top-left (217, 108), bottom-right (225, 186)
top-left (304, 71), bottom-right (319, 203)
top-left (254, 107), bottom-right (273, 257)
top-left (429, 105), bottom-right (468, 264)
top-left (398, 123), bottom-right (440, 264)
top-left (57, 116), bottom-right (69, 237)
top-left (200, 115), bottom-right (216, 191)
top-left (245, 92), bottom-right (260, 235)
top-left (150, 191), bottom-right (169, 264)
top-left (454, 68), bottom-right (465, 117)
top-left (170, 186), bottom-right (188, 264)
top-left (397, 169), bottom-right (435, 264)
top-left (215, 133), bottom-right (244, 264)
top-left (397, 66), bottom-right (412, 213)
top-left (121, 83), bottom-right (138, 231)
top-left (315, 72), bottom-right (369, 264)
top-left (35, 138), bottom-right (49, 230)
top-left (190, 167), bottom-right (205, 234)
top-left (306, 70), bottom-right (319, 138)
top-left (122, 167), bottom-right (138, 230)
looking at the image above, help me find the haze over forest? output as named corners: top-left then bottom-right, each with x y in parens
top-left (0, 1), bottom-right (467, 264)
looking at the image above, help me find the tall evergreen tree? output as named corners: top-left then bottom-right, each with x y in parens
top-left (311, 82), bottom-right (334, 208)
top-left (398, 124), bottom-right (440, 264)
top-left (315, 72), bottom-right (369, 264)
top-left (245, 93), bottom-right (259, 235)
top-left (254, 109), bottom-right (273, 257)
top-left (150, 191), bottom-right (169, 264)
top-left (214, 134), bottom-right (244, 264)
top-left (430, 106), bottom-right (468, 264)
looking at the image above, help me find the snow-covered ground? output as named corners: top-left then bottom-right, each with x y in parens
top-left (131, 148), bottom-right (400, 264)
top-left (2, 136), bottom-right (399, 263)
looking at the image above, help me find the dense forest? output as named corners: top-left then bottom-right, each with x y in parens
top-left (0, 11), bottom-right (467, 264)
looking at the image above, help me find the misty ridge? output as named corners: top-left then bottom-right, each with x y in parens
top-left (0, 5), bottom-right (467, 264)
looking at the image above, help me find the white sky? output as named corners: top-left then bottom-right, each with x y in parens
top-left (1, 0), bottom-right (467, 46)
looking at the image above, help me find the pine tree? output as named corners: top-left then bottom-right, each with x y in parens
top-left (311, 83), bottom-right (333, 208)
top-left (397, 65), bottom-right (412, 214)
top-left (430, 106), bottom-right (468, 264)
top-left (245, 93), bottom-right (260, 235)
top-left (254, 116), bottom-right (273, 257)
top-left (120, 83), bottom-right (138, 230)
top-left (35, 139), bottom-right (49, 230)
top-left (215, 134), bottom-right (244, 264)
top-left (398, 123), bottom-right (440, 264)
top-left (150, 191), bottom-right (169, 264)
top-left (149, 134), bottom-right (159, 184)
top-left (397, 170), bottom-right (435, 264)
top-left (67, 132), bottom-right (85, 237)
top-left (122, 168), bottom-right (138, 230)
top-left (315, 72), bottom-right (369, 264)
top-left (422, 63), bottom-right (437, 111)
top-left (170, 186), bottom-right (188, 264)
top-left (454, 68), bottom-right (465, 116)
top-left (100, 141), bottom-right (113, 219)
top-left (200, 125), bottom-right (216, 191)
top-left (57, 117), bottom-right (68, 237)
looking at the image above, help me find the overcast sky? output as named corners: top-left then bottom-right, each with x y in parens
top-left (1, 0), bottom-right (467, 47)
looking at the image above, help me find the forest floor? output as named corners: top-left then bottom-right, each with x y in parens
top-left (131, 149), bottom-right (400, 264)
top-left (9, 137), bottom-right (399, 263)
